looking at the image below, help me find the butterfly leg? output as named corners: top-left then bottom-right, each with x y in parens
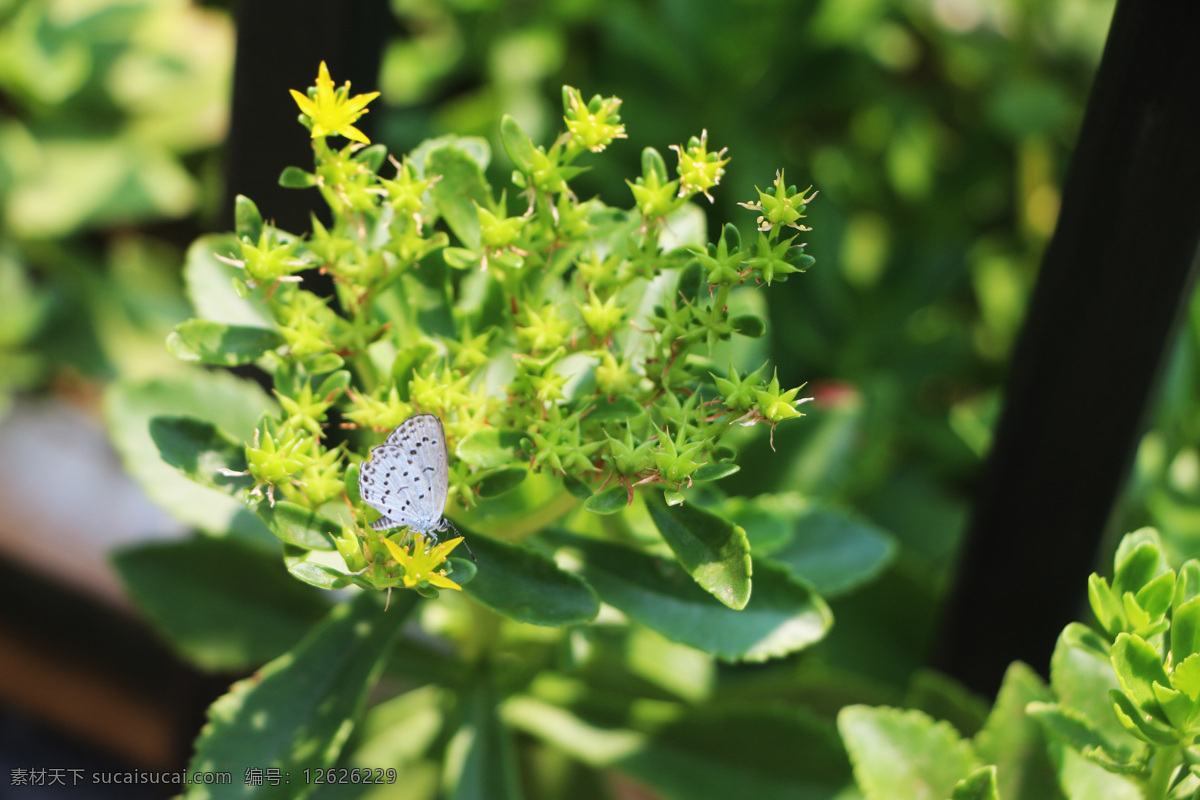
top-left (442, 519), bottom-right (476, 562)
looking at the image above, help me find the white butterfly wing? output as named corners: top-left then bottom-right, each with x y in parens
top-left (359, 414), bottom-right (449, 533)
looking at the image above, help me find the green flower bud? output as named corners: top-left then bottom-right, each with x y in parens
top-left (671, 130), bottom-right (730, 202)
top-left (580, 290), bottom-right (624, 339)
top-left (755, 369), bottom-right (812, 423)
top-left (563, 86), bottom-right (627, 153)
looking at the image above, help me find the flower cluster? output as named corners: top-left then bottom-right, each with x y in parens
top-left (174, 63), bottom-right (816, 596)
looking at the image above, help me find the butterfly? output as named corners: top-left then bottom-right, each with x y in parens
top-left (358, 414), bottom-right (474, 559)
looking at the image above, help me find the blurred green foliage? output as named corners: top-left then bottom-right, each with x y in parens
top-left (0, 0), bottom-right (232, 413)
top-left (368, 0), bottom-right (1116, 686)
top-left (1119, 294), bottom-right (1200, 569)
top-left (840, 529), bottom-right (1200, 799)
top-left (377, 0), bottom-right (1111, 558)
top-left (35, 0), bottom-right (1200, 796)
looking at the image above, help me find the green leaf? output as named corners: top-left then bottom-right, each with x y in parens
top-left (499, 115), bottom-right (536, 173)
top-left (1174, 560), bottom-right (1200, 611)
top-left (471, 466), bottom-right (528, 498)
top-left (641, 147), bottom-right (668, 184)
top-left (1110, 633), bottom-right (1171, 721)
top-left (288, 562), bottom-right (356, 590)
top-left (354, 143), bottom-right (388, 172)
top-left (149, 415), bottom-right (252, 494)
top-left (583, 485), bottom-right (629, 514)
top-left (316, 370), bottom-right (351, 397)
top-left (504, 698), bottom-right (850, 800)
top-left (641, 708), bottom-right (853, 798)
top-left (344, 463), bottom-right (361, 505)
top-left (691, 462), bottom-right (740, 482)
top-left (1027, 701), bottom-right (1109, 755)
top-left (973, 663), bottom-right (1066, 800)
top-left (1028, 703), bottom-right (1141, 778)
top-left (1120, 590), bottom-right (1151, 633)
top-left (344, 686), bottom-right (443, 764)
top-left (456, 428), bottom-right (522, 468)
top-left (1114, 525), bottom-right (1164, 563)
top-left (778, 401), bottom-right (864, 497)
top-left (509, 695), bottom-right (649, 770)
top-left (722, 493), bottom-right (801, 554)
top-left (721, 223), bottom-right (742, 252)
top-left (904, 670), bottom-right (989, 739)
top-left (677, 259), bottom-right (703, 303)
top-left (278, 166), bottom-right (318, 188)
top-left (106, 371), bottom-right (273, 542)
top-left (447, 557), bottom-right (478, 586)
top-left (4, 138), bottom-right (195, 237)
top-left (1173, 653), bottom-right (1200, 700)
top-left (1112, 540), bottom-right (1162, 596)
top-left (445, 680), bottom-right (520, 800)
top-left (1108, 689), bottom-right (1177, 745)
top-left (646, 493), bottom-right (752, 610)
top-left (429, 146), bottom-right (491, 251)
top-left (551, 531), bottom-right (831, 662)
top-left (1173, 596), bottom-right (1200, 664)
top-left (837, 706), bottom-right (977, 800)
top-left (444, 247), bottom-right (479, 269)
top-left (167, 320), bottom-right (284, 366)
top-left (1075, 750), bottom-right (1144, 777)
top-left (730, 314), bottom-right (765, 338)
top-left (234, 195), bottom-right (263, 242)
top-left (1050, 623), bottom-right (1143, 754)
top-left (584, 395), bottom-right (643, 422)
top-left (186, 593), bottom-right (413, 800)
top-left (764, 505), bottom-right (896, 597)
top-left (255, 501), bottom-right (338, 551)
top-left (661, 202), bottom-right (707, 249)
top-left (411, 134), bottom-right (491, 174)
top-left (562, 475), bottom-right (593, 500)
top-left (113, 536), bottom-right (330, 673)
top-left (1087, 574), bottom-right (1123, 634)
top-left (309, 687), bottom-right (444, 800)
top-left (461, 529), bottom-right (599, 627)
top-left (1055, 749), bottom-right (1142, 799)
top-left (623, 626), bottom-right (714, 702)
top-left (1060, 620), bottom-right (1115, 661)
top-left (1151, 681), bottom-right (1194, 730)
top-left (951, 767), bottom-right (999, 800)
top-left (183, 234), bottom-right (272, 327)
top-left (306, 353), bottom-right (345, 373)
top-left (1134, 570), bottom-right (1174, 619)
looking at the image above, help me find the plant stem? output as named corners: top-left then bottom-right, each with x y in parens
top-left (1146, 745), bottom-right (1182, 800)
top-left (714, 282), bottom-right (731, 312)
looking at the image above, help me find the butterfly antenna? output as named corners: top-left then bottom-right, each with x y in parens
top-left (444, 519), bottom-right (476, 562)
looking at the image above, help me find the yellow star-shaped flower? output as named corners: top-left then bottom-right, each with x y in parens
top-left (289, 61), bottom-right (380, 144)
top-left (381, 533), bottom-right (464, 591)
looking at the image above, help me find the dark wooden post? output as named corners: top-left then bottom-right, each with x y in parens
top-left (933, 0), bottom-right (1200, 696)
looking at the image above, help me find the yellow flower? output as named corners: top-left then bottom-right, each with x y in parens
top-left (381, 534), bottom-right (464, 591)
top-left (289, 61), bottom-right (380, 144)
